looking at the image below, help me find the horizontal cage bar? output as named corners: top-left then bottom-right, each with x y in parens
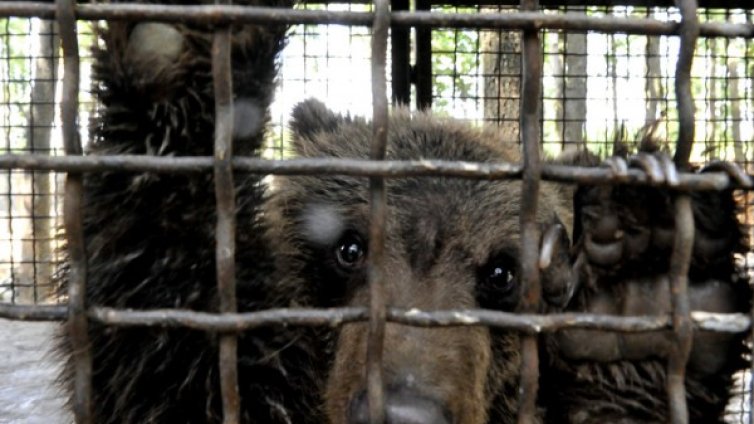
top-left (0, 303), bottom-right (749, 334)
top-left (0, 3), bottom-right (751, 38)
top-left (0, 154), bottom-right (750, 191)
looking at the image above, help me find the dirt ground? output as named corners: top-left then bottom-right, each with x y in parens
top-left (0, 319), bottom-right (68, 424)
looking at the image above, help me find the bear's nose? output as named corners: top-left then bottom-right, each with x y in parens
top-left (348, 388), bottom-right (451, 424)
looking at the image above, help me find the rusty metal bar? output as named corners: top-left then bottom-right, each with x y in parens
top-left (366, 0), bottom-right (390, 421)
top-left (2, 154), bottom-right (750, 191)
top-left (748, 14), bottom-right (754, 424)
top-left (666, 0), bottom-right (699, 423)
top-left (0, 303), bottom-right (67, 321)
top-left (2, 0), bottom-right (751, 11)
top-left (83, 307), bottom-right (750, 334)
top-left (673, 0), bottom-right (701, 170)
top-left (211, 10), bottom-right (240, 424)
top-left (445, 0), bottom-right (749, 7)
top-left (0, 303), bottom-right (748, 333)
top-left (667, 195), bottom-right (695, 424)
top-left (1, 3), bottom-right (752, 38)
top-left (56, 0), bottom-right (92, 422)
top-left (517, 0), bottom-right (542, 422)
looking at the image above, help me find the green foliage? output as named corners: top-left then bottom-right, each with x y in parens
top-left (430, 7), bottom-right (479, 111)
top-left (1, 18), bottom-right (32, 152)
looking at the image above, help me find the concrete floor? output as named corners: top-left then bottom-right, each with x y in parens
top-left (0, 319), bottom-right (69, 424)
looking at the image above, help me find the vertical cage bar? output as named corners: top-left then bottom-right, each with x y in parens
top-left (367, 0), bottom-right (390, 422)
top-left (56, 0), bottom-right (92, 422)
top-left (212, 6), bottom-right (241, 423)
top-left (667, 0), bottom-right (699, 423)
top-left (673, 0), bottom-right (700, 170)
top-left (751, 292), bottom-right (754, 424)
top-left (748, 16), bottom-right (754, 424)
top-left (414, 0), bottom-right (432, 110)
top-left (517, 0), bottom-right (543, 423)
top-left (391, 0), bottom-right (410, 105)
top-left (667, 195), bottom-right (694, 424)
top-left (751, 289), bottom-right (754, 424)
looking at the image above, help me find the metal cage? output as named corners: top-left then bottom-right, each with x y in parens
top-left (0, 1), bottom-right (753, 423)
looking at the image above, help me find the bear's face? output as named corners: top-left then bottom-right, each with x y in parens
top-left (267, 99), bottom-right (573, 423)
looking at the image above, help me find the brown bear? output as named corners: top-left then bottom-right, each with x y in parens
top-left (269, 101), bottom-right (751, 424)
top-left (542, 145), bottom-right (751, 423)
top-left (266, 98), bottom-right (578, 424)
top-left (56, 1), bottom-right (750, 422)
top-left (55, 1), bottom-right (326, 423)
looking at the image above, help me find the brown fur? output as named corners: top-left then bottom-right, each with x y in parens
top-left (543, 146), bottom-right (750, 423)
top-left (268, 100), bottom-right (749, 423)
top-left (266, 99), bottom-right (573, 423)
top-left (54, 2), bottom-right (323, 423)
top-left (59, 2), bottom-right (748, 417)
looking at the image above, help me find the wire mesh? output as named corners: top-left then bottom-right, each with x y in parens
top-left (425, 2), bottom-right (754, 317)
top-left (0, 16), bottom-right (96, 305)
top-left (426, 5), bottom-right (752, 421)
top-left (429, 6), bottom-right (753, 161)
top-left (266, 1), bottom-right (385, 159)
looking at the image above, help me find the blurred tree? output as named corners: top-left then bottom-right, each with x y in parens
top-left (481, 6), bottom-right (520, 143)
top-left (562, 26), bottom-right (587, 151)
top-left (644, 9), bottom-right (663, 126)
top-left (17, 20), bottom-right (59, 303)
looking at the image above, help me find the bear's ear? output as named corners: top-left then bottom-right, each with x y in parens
top-left (290, 99), bottom-right (345, 156)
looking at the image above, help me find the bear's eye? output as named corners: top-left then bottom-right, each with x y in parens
top-left (476, 254), bottom-right (518, 310)
top-left (334, 231), bottom-right (367, 270)
top-left (487, 263), bottom-right (513, 288)
top-left (480, 261), bottom-right (514, 292)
